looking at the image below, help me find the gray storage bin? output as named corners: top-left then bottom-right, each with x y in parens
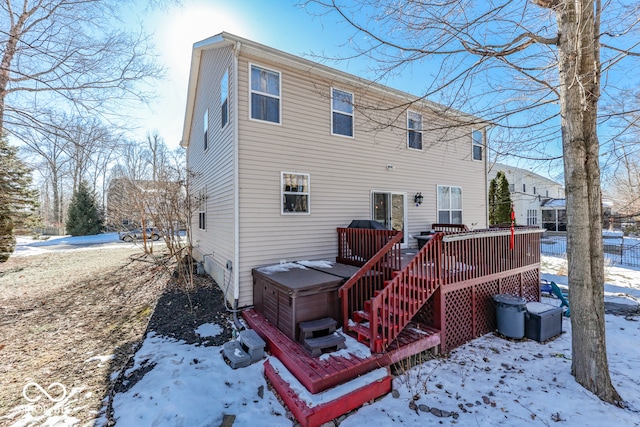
top-left (239, 329), bottom-right (266, 363)
top-left (222, 340), bottom-right (251, 369)
top-left (525, 302), bottom-right (562, 342)
top-left (493, 294), bottom-right (527, 339)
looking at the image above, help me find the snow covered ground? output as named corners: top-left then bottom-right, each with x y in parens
top-left (5, 235), bottom-right (640, 426)
top-left (13, 233), bottom-right (128, 256)
top-left (12, 232), bottom-right (186, 257)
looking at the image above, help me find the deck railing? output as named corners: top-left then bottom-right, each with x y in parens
top-left (369, 227), bottom-right (544, 352)
top-left (431, 223), bottom-right (469, 233)
top-left (343, 226), bottom-right (544, 352)
top-left (437, 227), bottom-right (543, 285)
top-left (336, 228), bottom-right (401, 267)
top-left (337, 228), bottom-right (403, 332)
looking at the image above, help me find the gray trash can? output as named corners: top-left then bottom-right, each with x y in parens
top-left (493, 294), bottom-right (527, 339)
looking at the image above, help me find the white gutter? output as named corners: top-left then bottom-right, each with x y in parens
top-left (233, 41), bottom-right (241, 301)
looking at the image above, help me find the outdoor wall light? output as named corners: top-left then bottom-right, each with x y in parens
top-left (414, 192), bottom-right (424, 207)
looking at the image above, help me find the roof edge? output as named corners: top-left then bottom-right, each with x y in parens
top-left (180, 32), bottom-right (491, 147)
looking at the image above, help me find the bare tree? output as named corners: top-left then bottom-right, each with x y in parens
top-left (114, 141), bottom-right (152, 182)
top-left (602, 91), bottom-right (640, 222)
top-left (146, 131), bottom-right (169, 182)
top-left (20, 112), bottom-right (124, 227)
top-left (306, 0), bottom-right (640, 404)
top-left (0, 0), bottom-right (173, 142)
top-left (607, 143), bottom-right (640, 220)
top-left (21, 127), bottom-right (72, 225)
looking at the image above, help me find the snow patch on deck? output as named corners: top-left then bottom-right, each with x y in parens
top-left (268, 357), bottom-right (387, 408)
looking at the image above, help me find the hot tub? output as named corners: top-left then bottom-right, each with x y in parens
top-left (252, 261), bottom-right (359, 341)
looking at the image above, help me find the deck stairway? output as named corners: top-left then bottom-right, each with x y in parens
top-left (337, 228), bottom-right (445, 353)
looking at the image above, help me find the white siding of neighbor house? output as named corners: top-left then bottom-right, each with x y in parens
top-left (230, 52), bottom-right (488, 307)
top-left (488, 164), bottom-right (565, 227)
top-left (187, 45), bottom-right (236, 304)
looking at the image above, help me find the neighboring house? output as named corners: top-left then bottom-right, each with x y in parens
top-left (106, 178), bottom-right (183, 230)
top-left (488, 163), bottom-right (565, 229)
top-left (180, 32), bottom-right (490, 308)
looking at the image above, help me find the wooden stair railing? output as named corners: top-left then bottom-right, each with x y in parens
top-left (342, 225), bottom-right (544, 353)
top-left (348, 233), bottom-right (446, 353)
top-left (338, 229), bottom-right (403, 335)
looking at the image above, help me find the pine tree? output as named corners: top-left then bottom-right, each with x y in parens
top-left (488, 177), bottom-right (498, 225)
top-left (496, 172), bottom-right (513, 225)
top-left (66, 181), bottom-right (104, 236)
top-left (0, 137), bottom-right (39, 262)
top-left (488, 171), bottom-right (513, 226)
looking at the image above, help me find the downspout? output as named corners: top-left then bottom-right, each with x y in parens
top-left (484, 127), bottom-right (489, 228)
top-left (485, 132), bottom-right (488, 228)
top-left (232, 41), bottom-right (242, 330)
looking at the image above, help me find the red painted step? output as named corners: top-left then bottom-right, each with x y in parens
top-left (264, 359), bottom-right (392, 427)
top-left (348, 322), bottom-right (374, 343)
top-left (352, 309), bottom-right (370, 323)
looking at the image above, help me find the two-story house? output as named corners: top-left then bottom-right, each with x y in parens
top-left (488, 163), bottom-right (565, 229)
top-left (180, 32), bottom-right (490, 309)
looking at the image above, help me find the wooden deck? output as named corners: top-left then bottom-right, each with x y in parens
top-left (264, 360), bottom-right (392, 427)
top-left (247, 226), bottom-right (542, 426)
top-left (242, 308), bottom-right (440, 394)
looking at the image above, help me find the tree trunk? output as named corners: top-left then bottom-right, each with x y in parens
top-left (555, 0), bottom-right (621, 404)
top-left (52, 169), bottom-right (61, 224)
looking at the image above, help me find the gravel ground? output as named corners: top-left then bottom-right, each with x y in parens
top-left (0, 245), bottom-right (233, 426)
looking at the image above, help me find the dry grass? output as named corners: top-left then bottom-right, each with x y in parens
top-left (0, 247), bottom-right (172, 424)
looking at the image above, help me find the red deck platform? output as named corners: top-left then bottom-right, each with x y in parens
top-left (264, 359), bottom-right (392, 427)
top-left (242, 308), bottom-right (440, 394)
top-left (244, 308), bottom-right (439, 427)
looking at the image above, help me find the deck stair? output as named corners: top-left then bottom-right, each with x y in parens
top-left (298, 317), bottom-right (346, 357)
top-left (340, 230), bottom-right (444, 353)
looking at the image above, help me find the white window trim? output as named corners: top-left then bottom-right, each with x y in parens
top-left (221, 69), bottom-right (229, 129)
top-left (198, 187), bottom-right (207, 230)
top-left (203, 108), bottom-right (209, 151)
top-left (527, 209), bottom-right (538, 226)
top-left (249, 62), bottom-right (282, 125)
top-left (331, 87), bottom-right (355, 138)
top-left (407, 110), bottom-right (423, 150)
top-left (472, 129), bottom-right (483, 162)
top-left (281, 172), bottom-right (310, 215)
top-left (437, 185), bottom-right (463, 224)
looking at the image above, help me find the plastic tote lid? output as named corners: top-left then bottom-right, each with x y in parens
top-left (493, 294), bottom-right (526, 305)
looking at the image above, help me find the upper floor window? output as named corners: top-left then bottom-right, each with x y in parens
top-left (198, 187), bottom-right (207, 230)
top-left (332, 88), bottom-right (354, 137)
top-left (437, 185), bottom-right (463, 224)
top-left (407, 111), bottom-right (423, 150)
top-left (472, 129), bottom-right (483, 161)
top-left (282, 172), bottom-right (310, 214)
top-left (250, 64), bottom-right (280, 123)
top-left (203, 108), bottom-right (209, 151)
top-left (221, 70), bottom-right (229, 128)
top-left (509, 184), bottom-right (515, 193)
top-left (523, 183), bottom-right (527, 193)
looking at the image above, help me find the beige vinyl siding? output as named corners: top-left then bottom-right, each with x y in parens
top-left (187, 46), bottom-right (236, 303)
top-left (233, 53), bottom-right (487, 307)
